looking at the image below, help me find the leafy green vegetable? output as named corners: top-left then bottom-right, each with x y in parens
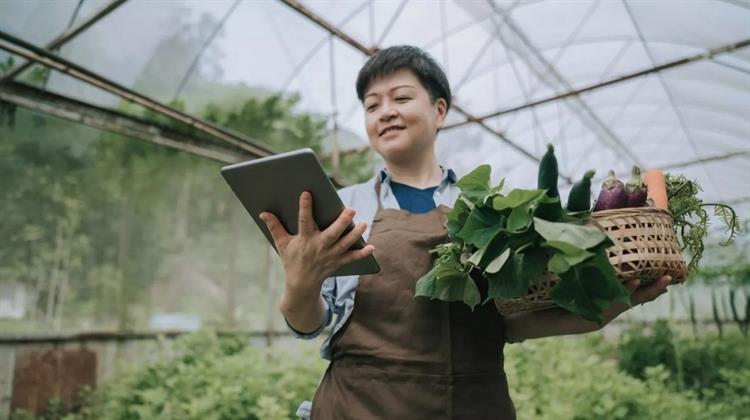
top-left (549, 253), bottom-right (631, 324)
top-left (415, 163), bottom-right (630, 321)
top-left (544, 241), bottom-right (596, 274)
top-left (456, 164), bottom-right (492, 203)
top-left (416, 242), bottom-right (481, 309)
top-left (456, 206), bottom-right (505, 248)
top-left (492, 189), bottom-right (546, 211)
top-left (665, 174), bottom-right (740, 272)
top-left (415, 265), bottom-right (481, 309)
top-left (534, 217), bottom-right (612, 250)
top-left (486, 252), bottom-right (526, 300)
top-left (486, 248), bottom-right (511, 274)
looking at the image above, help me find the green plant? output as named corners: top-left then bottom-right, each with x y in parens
top-left (20, 332), bottom-right (328, 420)
top-left (415, 164), bottom-right (630, 323)
top-left (665, 174), bottom-right (739, 272)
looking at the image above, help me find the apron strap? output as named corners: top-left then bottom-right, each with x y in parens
top-left (374, 176), bottom-right (384, 213)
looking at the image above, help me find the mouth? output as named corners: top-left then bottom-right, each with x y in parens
top-left (379, 125), bottom-right (406, 137)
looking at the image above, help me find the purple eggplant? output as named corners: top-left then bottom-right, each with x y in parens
top-left (624, 165), bottom-right (647, 208)
top-left (593, 170), bottom-right (626, 211)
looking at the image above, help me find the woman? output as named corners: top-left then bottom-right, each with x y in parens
top-left (259, 45), bottom-right (672, 420)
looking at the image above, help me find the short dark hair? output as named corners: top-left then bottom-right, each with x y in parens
top-left (356, 45), bottom-right (452, 112)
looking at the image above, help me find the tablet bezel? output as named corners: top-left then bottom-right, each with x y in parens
top-left (221, 148), bottom-right (380, 277)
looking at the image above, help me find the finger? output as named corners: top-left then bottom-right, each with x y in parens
top-left (259, 212), bottom-right (290, 248)
top-left (624, 279), bottom-right (640, 293)
top-left (298, 191), bottom-right (317, 237)
top-left (321, 208), bottom-right (356, 247)
top-left (339, 244), bottom-right (376, 266)
top-left (631, 277), bottom-right (671, 305)
top-left (333, 221), bottom-right (368, 254)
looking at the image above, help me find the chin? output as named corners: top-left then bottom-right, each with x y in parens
top-left (378, 142), bottom-right (421, 163)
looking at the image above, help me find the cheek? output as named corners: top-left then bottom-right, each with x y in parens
top-left (364, 114), bottom-right (377, 136)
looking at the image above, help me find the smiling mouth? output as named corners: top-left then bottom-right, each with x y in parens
top-left (380, 126), bottom-right (405, 136)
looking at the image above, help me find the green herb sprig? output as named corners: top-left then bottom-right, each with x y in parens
top-left (665, 174), bottom-right (740, 272)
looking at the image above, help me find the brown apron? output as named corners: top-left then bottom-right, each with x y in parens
top-left (311, 181), bottom-right (516, 420)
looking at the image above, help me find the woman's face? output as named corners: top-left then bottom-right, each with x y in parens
top-left (363, 69), bottom-right (447, 164)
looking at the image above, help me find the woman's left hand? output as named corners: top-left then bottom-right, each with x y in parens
top-left (621, 275), bottom-right (673, 307)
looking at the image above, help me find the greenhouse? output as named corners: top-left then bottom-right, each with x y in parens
top-left (1, 0), bottom-right (748, 419)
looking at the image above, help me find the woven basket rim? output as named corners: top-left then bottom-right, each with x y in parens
top-left (592, 207), bottom-right (673, 217)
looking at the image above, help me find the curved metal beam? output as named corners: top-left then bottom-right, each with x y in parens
top-left (277, 0), bottom-right (376, 55)
top-left (276, 0), bottom-right (558, 178)
top-left (443, 38), bottom-right (750, 130)
top-left (0, 30), bottom-right (274, 158)
top-left (0, 0), bottom-right (129, 83)
top-left (0, 81), bottom-right (246, 163)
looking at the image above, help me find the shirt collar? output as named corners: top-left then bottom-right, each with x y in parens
top-left (379, 166), bottom-right (457, 186)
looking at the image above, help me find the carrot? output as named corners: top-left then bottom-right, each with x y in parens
top-left (644, 169), bottom-right (668, 209)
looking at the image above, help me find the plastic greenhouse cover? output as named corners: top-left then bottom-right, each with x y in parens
top-left (0, 0), bottom-right (748, 219)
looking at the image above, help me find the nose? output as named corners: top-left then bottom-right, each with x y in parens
top-left (378, 101), bottom-right (398, 122)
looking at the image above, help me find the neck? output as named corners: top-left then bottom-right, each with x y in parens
top-left (385, 150), bottom-right (443, 189)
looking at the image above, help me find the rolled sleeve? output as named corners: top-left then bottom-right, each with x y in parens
top-left (283, 277), bottom-right (337, 339)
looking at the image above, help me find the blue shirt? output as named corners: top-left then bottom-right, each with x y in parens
top-left (386, 173), bottom-right (439, 214)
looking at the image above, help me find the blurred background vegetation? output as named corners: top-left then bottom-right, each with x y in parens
top-left (2, 1), bottom-right (748, 419)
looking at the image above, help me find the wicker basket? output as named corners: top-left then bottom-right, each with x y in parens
top-left (494, 207), bottom-right (688, 316)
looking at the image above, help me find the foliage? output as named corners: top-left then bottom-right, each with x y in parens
top-left (506, 338), bottom-right (707, 420)
top-left (13, 329), bottom-right (750, 420)
top-left (665, 173), bottom-right (740, 272)
top-left (415, 164), bottom-right (630, 323)
top-left (0, 82), bottom-right (371, 331)
top-left (12, 332), bottom-right (327, 420)
top-left (617, 320), bottom-right (750, 396)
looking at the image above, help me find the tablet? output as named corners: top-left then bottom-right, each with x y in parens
top-left (221, 148), bottom-right (380, 277)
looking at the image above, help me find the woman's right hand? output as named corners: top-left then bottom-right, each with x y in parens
top-left (259, 191), bottom-right (375, 296)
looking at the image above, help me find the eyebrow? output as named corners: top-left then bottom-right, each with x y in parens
top-left (365, 84), bottom-right (416, 98)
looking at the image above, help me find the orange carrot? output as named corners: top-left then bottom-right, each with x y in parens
top-left (644, 169), bottom-right (668, 209)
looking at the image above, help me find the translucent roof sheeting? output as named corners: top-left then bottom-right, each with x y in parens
top-left (1, 0), bottom-right (749, 220)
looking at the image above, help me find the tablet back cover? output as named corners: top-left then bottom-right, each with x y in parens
top-left (221, 148), bottom-right (379, 277)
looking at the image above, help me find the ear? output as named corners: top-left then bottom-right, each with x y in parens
top-left (434, 97), bottom-right (448, 130)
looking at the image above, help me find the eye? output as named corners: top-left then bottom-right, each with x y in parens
top-left (366, 104), bottom-right (378, 112)
top-left (395, 96), bottom-right (411, 102)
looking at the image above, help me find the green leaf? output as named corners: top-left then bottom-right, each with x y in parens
top-left (417, 265), bottom-right (481, 310)
top-left (543, 241), bottom-right (595, 268)
top-left (507, 229), bottom-right (539, 249)
top-left (486, 251), bottom-right (527, 300)
top-left (543, 240), bottom-right (586, 255)
top-left (456, 206), bottom-right (505, 249)
top-left (533, 217), bottom-right (609, 250)
top-left (485, 248), bottom-right (511, 274)
top-left (587, 252), bottom-right (631, 307)
top-left (434, 275), bottom-right (482, 310)
top-left (456, 165), bottom-right (491, 202)
top-left (446, 197), bottom-right (471, 237)
top-left (477, 235), bottom-right (509, 268)
top-left (548, 254), bottom-right (571, 274)
top-left (468, 247), bottom-right (485, 266)
top-left (549, 269), bottom-right (601, 323)
top-left (415, 266), bottom-right (439, 297)
top-left (515, 248), bottom-right (548, 287)
top-left (492, 189), bottom-right (546, 211)
top-left (507, 202), bottom-right (533, 232)
top-left (492, 177), bottom-right (505, 193)
top-left (549, 253), bottom-right (631, 324)
top-left (434, 258), bottom-right (466, 281)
